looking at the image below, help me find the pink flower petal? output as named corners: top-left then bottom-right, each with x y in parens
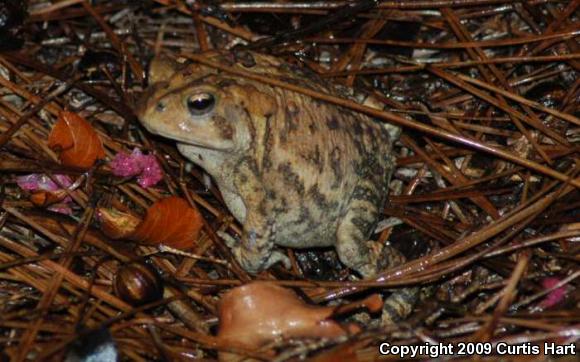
top-left (16, 174), bottom-right (72, 191)
top-left (110, 150), bottom-right (142, 177)
top-left (539, 277), bottom-right (567, 309)
top-left (16, 174), bottom-right (75, 214)
top-left (137, 154), bottom-right (163, 188)
top-left (54, 174), bottom-right (73, 188)
top-left (110, 149), bottom-right (163, 188)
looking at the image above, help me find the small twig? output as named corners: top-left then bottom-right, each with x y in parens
top-left (150, 245), bottom-right (228, 266)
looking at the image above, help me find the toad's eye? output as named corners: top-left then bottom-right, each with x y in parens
top-left (187, 93), bottom-right (215, 116)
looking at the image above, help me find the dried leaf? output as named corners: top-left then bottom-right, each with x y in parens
top-left (16, 174), bottom-right (75, 215)
top-left (130, 196), bottom-right (203, 249)
top-left (30, 190), bottom-right (67, 207)
top-left (97, 207), bottom-right (142, 240)
top-left (48, 111), bottom-right (106, 169)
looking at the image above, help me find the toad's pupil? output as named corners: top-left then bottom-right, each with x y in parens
top-left (187, 93), bottom-right (215, 115)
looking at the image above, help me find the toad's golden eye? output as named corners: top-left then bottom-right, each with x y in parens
top-left (187, 93), bottom-right (216, 116)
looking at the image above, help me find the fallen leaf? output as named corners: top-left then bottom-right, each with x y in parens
top-left (30, 190), bottom-right (68, 207)
top-left (48, 111), bottom-right (105, 169)
top-left (97, 197), bottom-right (203, 249)
top-left (16, 174), bottom-right (74, 215)
top-left (97, 207), bottom-right (142, 240)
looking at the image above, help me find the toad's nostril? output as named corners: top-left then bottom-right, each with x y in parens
top-left (156, 101), bottom-right (166, 112)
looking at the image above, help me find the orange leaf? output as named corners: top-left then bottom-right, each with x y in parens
top-left (130, 196), bottom-right (203, 249)
top-left (30, 190), bottom-right (67, 207)
top-left (48, 111), bottom-right (106, 169)
top-left (97, 207), bottom-right (142, 240)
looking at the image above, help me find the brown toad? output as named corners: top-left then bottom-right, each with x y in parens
top-left (136, 51), bottom-right (401, 278)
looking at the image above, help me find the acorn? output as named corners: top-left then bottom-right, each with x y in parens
top-left (113, 262), bottom-right (163, 306)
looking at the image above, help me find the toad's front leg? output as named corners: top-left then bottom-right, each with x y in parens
top-left (225, 162), bottom-right (291, 274)
top-left (222, 212), bottom-right (290, 274)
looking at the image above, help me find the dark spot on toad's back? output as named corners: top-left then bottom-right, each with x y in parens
top-left (327, 117), bottom-right (340, 130)
top-left (265, 189), bottom-right (276, 200)
top-left (301, 146), bottom-right (323, 171)
top-left (308, 122), bottom-right (318, 133)
top-left (218, 79), bottom-right (236, 88)
top-left (286, 102), bottom-right (300, 116)
top-left (352, 138), bottom-right (365, 155)
top-left (295, 205), bottom-right (311, 225)
top-left (278, 162), bottom-right (305, 195)
top-left (283, 108), bottom-right (299, 133)
top-left (352, 185), bottom-right (379, 204)
top-left (330, 147), bottom-right (343, 187)
top-left (258, 199), bottom-right (267, 215)
top-left (308, 184), bottom-right (335, 211)
top-left (235, 50), bottom-right (257, 67)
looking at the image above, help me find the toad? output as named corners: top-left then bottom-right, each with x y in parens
top-left (137, 51), bottom-right (402, 280)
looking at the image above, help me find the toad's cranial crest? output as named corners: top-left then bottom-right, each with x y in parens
top-left (137, 50), bottom-right (416, 325)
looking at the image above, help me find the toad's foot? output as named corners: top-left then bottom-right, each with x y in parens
top-left (381, 287), bottom-right (419, 327)
top-left (376, 245), bottom-right (419, 327)
top-left (218, 231), bottom-right (239, 249)
top-left (236, 248), bottom-right (292, 274)
top-left (218, 231), bottom-right (291, 274)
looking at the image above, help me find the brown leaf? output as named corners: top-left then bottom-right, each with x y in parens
top-left (48, 111), bottom-right (106, 169)
top-left (130, 196), bottom-right (203, 249)
top-left (30, 190), bottom-right (67, 207)
top-left (97, 207), bottom-right (142, 240)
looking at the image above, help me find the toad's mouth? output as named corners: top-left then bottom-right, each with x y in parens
top-left (144, 125), bottom-right (233, 151)
top-left (138, 109), bottom-right (235, 150)
top-left (176, 141), bottom-right (232, 152)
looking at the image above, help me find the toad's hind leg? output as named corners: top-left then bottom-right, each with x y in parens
top-left (335, 183), bottom-right (383, 279)
top-left (335, 184), bottom-right (418, 326)
top-left (375, 245), bottom-right (419, 326)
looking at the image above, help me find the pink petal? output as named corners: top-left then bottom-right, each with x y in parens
top-left (110, 149), bottom-right (163, 188)
top-left (16, 174), bottom-right (72, 191)
top-left (110, 150), bottom-right (143, 177)
top-left (539, 277), bottom-right (567, 309)
top-left (136, 154), bottom-right (163, 188)
top-left (53, 174), bottom-right (73, 188)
